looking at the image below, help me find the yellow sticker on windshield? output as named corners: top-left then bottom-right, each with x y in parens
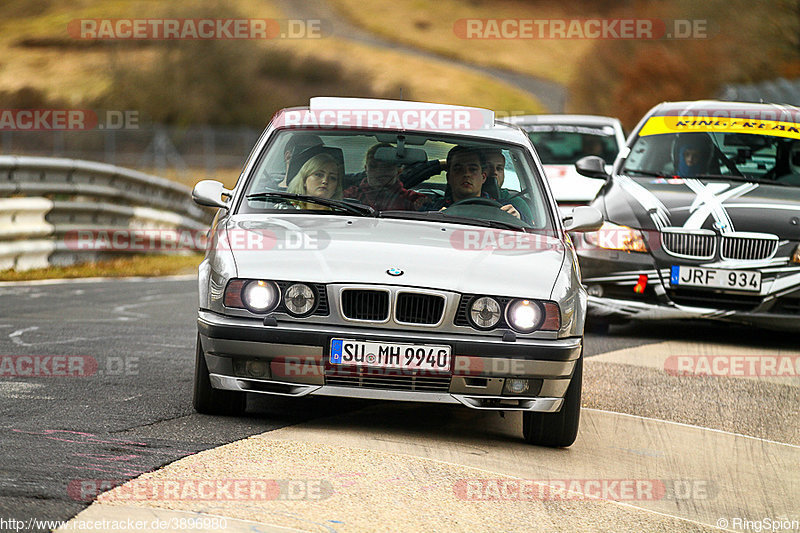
top-left (639, 115), bottom-right (800, 140)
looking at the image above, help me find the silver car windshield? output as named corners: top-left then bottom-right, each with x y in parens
top-left (623, 131), bottom-right (800, 186)
top-left (239, 129), bottom-right (555, 232)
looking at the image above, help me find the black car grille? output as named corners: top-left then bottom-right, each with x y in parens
top-left (395, 292), bottom-right (445, 325)
top-left (720, 236), bottom-right (778, 261)
top-left (660, 230), bottom-right (778, 261)
top-left (666, 288), bottom-right (763, 311)
top-left (660, 231), bottom-right (715, 259)
top-left (341, 289), bottom-right (389, 321)
top-left (325, 367), bottom-right (451, 392)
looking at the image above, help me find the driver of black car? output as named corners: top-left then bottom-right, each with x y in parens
top-left (429, 146), bottom-right (520, 219)
top-left (671, 133), bottom-right (716, 177)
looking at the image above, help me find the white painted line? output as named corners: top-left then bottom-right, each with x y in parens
top-left (584, 408), bottom-right (800, 449)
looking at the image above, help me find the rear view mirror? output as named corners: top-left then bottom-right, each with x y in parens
top-left (575, 156), bottom-right (609, 180)
top-left (373, 146), bottom-right (427, 165)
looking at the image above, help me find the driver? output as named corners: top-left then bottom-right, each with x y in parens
top-left (672, 133), bottom-right (714, 177)
top-left (429, 146), bottom-right (520, 218)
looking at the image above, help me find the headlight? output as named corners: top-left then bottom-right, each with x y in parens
top-left (792, 244), bottom-right (800, 264)
top-left (241, 280), bottom-right (280, 313)
top-left (584, 222), bottom-right (648, 253)
top-left (284, 283), bottom-right (316, 316)
top-left (469, 296), bottom-right (502, 329)
top-left (505, 299), bottom-right (543, 333)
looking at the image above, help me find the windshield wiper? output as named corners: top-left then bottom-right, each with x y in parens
top-left (246, 192), bottom-right (376, 216)
top-left (379, 210), bottom-right (529, 231)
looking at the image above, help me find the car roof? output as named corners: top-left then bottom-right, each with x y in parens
top-left (270, 97), bottom-right (533, 145)
top-left (503, 114), bottom-right (623, 127)
top-left (646, 100), bottom-right (800, 117)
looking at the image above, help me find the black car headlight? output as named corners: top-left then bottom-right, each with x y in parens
top-left (584, 222), bottom-right (648, 253)
top-left (284, 283), bottom-right (316, 316)
top-left (469, 296), bottom-right (502, 329)
top-left (504, 299), bottom-right (543, 333)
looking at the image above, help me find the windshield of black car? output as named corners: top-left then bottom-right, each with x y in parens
top-left (622, 130), bottom-right (800, 186)
top-left (238, 129), bottom-right (555, 233)
top-left (524, 124), bottom-right (619, 165)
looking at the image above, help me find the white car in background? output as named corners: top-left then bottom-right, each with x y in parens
top-left (506, 115), bottom-right (626, 213)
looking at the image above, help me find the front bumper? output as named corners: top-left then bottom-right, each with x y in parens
top-left (578, 249), bottom-right (800, 330)
top-left (198, 310), bottom-right (582, 412)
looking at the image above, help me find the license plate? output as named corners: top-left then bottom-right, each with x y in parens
top-left (670, 266), bottom-right (761, 292)
top-left (330, 339), bottom-right (451, 372)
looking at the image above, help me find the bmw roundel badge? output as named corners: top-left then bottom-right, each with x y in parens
top-left (386, 268), bottom-right (403, 276)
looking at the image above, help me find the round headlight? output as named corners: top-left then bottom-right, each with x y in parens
top-left (241, 280), bottom-right (279, 313)
top-left (469, 296), bottom-right (502, 329)
top-left (284, 283), bottom-right (316, 316)
top-left (505, 299), bottom-right (543, 333)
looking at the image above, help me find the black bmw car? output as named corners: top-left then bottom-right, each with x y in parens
top-left (574, 100), bottom-right (800, 331)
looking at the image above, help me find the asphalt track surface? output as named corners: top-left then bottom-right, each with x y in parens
top-left (0, 277), bottom-right (797, 532)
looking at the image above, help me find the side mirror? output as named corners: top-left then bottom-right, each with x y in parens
top-left (562, 205), bottom-right (603, 232)
top-left (192, 180), bottom-right (231, 209)
top-left (575, 156), bottom-right (609, 180)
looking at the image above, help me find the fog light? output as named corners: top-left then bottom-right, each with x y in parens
top-left (245, 360), bottom-right (269, 378)
top-left (504, 378), bottom-right (530, 395)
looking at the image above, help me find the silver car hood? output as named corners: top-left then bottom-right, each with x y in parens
top-left (225, 214), bottom-right (565, 299)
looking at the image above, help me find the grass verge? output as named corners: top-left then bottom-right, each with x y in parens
top-left (327, 0), bottom-right (592, 85)
top-left (0, 254), bottom-right (202, 282)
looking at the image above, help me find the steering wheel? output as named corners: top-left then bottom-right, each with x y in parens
top-left (448, 197), bottom-right (504, 209)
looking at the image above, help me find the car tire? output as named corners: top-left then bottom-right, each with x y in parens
top-left (522, 351), bottom-right (582, 447)
top-left (193, 333), bottom-right (247, 416)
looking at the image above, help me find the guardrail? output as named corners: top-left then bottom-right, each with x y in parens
top-left (0, 156), bottom-right (214, 271)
